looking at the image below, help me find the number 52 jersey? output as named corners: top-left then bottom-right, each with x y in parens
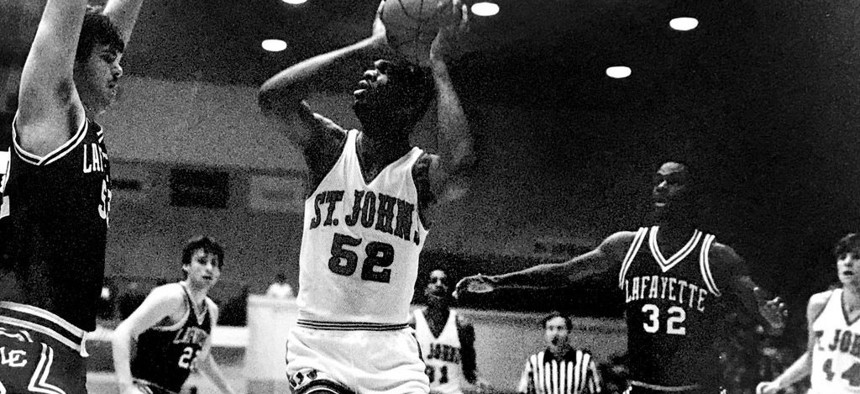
top-left (296, 129), bottom-right (428, 329)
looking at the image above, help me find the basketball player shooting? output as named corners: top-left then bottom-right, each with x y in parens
top-left (258, 0), bottom-right (473, 393)
top-left (456, 161), bottom-right (788, 394)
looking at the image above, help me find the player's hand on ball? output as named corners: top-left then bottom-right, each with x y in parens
top-left (430, 0), bottom-right (468, 60)
top-left (453, 274), bottom-right (497, 299)
top-left (371, 0), bottom-right (390, 49)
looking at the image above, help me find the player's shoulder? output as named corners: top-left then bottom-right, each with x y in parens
top-left (149, 283), bottom-right (185, 301)
top-left (205, 297), bottom-right (219, 313)
top-left (142, 283), bottom-right (187, 312)
top-left (599, 230), bottom-right (643, 253)
top-left (807, 289), bottom-right (837, 318)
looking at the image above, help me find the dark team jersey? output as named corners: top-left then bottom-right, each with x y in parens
top-left (132, 285), bottom-right (212, 393)
top-left (617, 226), bottom-right (728, 389)
top-left (0, 113), bottom-right (12, 267)
top-left (5, 115), bottom-right (110, 331)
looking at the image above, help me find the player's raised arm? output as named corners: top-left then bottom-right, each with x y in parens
top-left (258, 4), bottom-right (390, 149)
top-left (102, 0), bottom-right (146, 45)
top-left (17, 0), bottom-right (89, 155)
top-left (455, 231), bottom-right (634, 296)
top-left (427, 0), bottom-right (473, 204)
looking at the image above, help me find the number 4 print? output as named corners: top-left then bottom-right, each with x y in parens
top-left (823, 359), bottom-right (860, 387)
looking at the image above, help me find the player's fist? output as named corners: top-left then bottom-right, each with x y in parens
top-left (755, 287), bottom-right (788, 329)
top-left (453, 274), bottom-right (497, 299)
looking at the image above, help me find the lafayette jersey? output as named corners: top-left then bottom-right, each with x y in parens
top-left (132, 284), bottom-right (212, 393)
top-left (810, 289), bottom-right (860, 393)
top-left (6, 114), bottom-right (110, 331)
top-left (296, 129), bottom-right (428, 329)
top-left (415, 309), bottom-right (466, 394)
top-left (618, 226), bottom-right (724, 388)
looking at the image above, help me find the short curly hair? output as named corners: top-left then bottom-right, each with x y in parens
top-left (75, 6), bottom-right (125, 64)
top-left (181, 236), bottom-right (225, 272)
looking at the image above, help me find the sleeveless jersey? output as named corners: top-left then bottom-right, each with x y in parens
top-left (810, 289), bottom-right (860, 393)
top-left (132, 284), bottom-right (212, 393)
top-left (296, 129), bottom-right (428, 329)
top-left (617, 226), bottom-right (723, 389)
top-left (414, 309), bottom-right (466, 394)
top-left (6, 114), bottom-right (110, 331)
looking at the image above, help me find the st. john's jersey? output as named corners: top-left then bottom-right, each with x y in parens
top-left (618, 226), bottom-right (724, 389)
top-left (5, 114), bottom-right (111, 331)
top-left (131, 284), bottom-right (212, 393)
top-left (415, 309), bottom-right (467, 394)
top-left (296, 129), bottom-right (428, 330)
top-left (810, 289), bottom-right (860, 394)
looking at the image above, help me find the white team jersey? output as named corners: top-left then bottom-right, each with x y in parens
top-left (296, 130), bottom-right (429, 329)
top-left (414, 309), bottom-right (466, 394)
top-left (810, 289), bottom-right (860, 393)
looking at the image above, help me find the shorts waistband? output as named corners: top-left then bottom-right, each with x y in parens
top-left (630, 381), bottom-right (701, 392)
top-left (296, 319), bottom-right (409, 331)
top-left (0, 301), bottom-right (87, 355)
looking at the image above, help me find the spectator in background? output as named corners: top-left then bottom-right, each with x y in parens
top-left (266, 273), bottom-right (294, 299)
top-left (411, 269), bottom-right (490, 394)
top-left (518, 312), bottom-right (602, 394)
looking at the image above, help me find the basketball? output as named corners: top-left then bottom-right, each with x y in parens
top-left (379, 0), bottom-right (451, 66)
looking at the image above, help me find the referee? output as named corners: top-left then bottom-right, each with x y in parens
top-left (518, 312), bottom-right (603, 394)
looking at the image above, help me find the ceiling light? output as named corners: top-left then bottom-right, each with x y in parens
top-left (471, 2), bottom-right (499, 16)
top-left (606, 66), bottom-right (631, 79)
top-left (669, 17), bottom-right (699, 31)
top-left (282, 0), bottom-right (307, 4)
top-left (262, 39), bottom-right (288, 52)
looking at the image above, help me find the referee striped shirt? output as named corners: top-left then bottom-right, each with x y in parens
top-left (517, 348), bottom-right (602, 394)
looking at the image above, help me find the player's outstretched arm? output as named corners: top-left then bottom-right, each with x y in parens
top-left (112, 285), bottom-right (184, 394)
top-left (454, 231), bottom-right (632, 297)
top-left (197, 302), bottom-right (238, 394)
top-left (427, 0), bottom-right (473, 205)
top-left (17, 0), bottom-right (89, 156)
top-left (757, 291), bottom-right (827, 393)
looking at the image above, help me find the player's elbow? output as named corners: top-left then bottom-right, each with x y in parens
top-left (257, 87), bottom-right (279, 117)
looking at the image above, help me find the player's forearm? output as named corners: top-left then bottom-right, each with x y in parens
top-left (430, 57), bottom-right (473, 175)
top-left (200, 354), bottom-right (237, 394)
top-left (259, 37), bottom-right (380, 115)
top-left (102, 0), bottom-right (145, 44)
top-left (110, 329), bottom-right (136, 389)
top-left (492, 263), bottom-right (573, 288)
